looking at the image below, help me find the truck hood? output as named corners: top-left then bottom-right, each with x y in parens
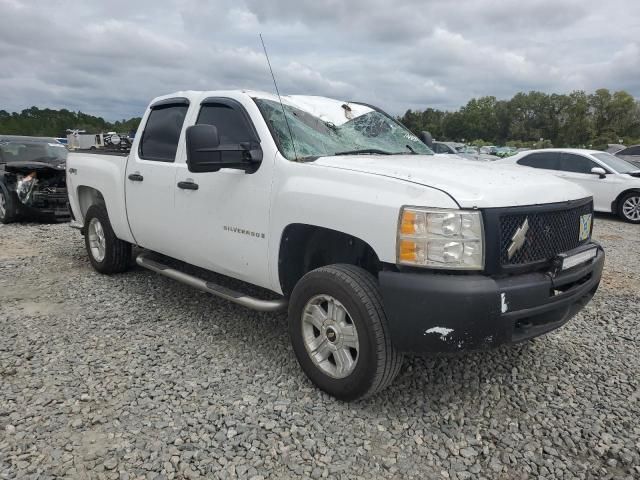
top-left (312, 154), bottom-right (591, 208)
top-left (4, 160), bottom-right (66, 174)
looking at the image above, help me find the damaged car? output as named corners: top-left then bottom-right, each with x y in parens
top-left (0, 135), bottom-right (69, 224)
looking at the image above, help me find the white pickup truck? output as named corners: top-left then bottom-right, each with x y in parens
top-left (67, 90), bottom-right (604, 400)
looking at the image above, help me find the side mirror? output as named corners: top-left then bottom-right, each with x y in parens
top-left (418, 131), bottom-right (434, 148)
top-left (591, 167), bottom-right (607, 179)
top-left (186, 124), bottom-right (262, 173)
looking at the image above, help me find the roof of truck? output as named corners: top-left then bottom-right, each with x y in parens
top-left (152, 90), bottom-right (377, 126)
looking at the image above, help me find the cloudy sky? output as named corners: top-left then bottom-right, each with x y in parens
top-left (1, 0), bottom-right (639, 120)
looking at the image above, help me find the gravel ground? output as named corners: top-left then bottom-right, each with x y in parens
top-left (1, 216), bottom-right (639, 480)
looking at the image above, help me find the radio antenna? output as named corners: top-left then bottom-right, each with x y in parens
top-left (259, 34), bottom-right (298, 161)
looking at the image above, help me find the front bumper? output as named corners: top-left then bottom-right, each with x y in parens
top-left (379, 244), bottom-right (604, 353)
top-left (18, 190), bottom-right (70, 220)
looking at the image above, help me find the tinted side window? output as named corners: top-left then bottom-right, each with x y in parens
top-left (559, 153), bottom-right (598, 174)
top-left (196, 103), bottom-right (258, 144)
top-left (517, 152), bottom-right (559, 170)
top-left (139, 104), bottom-right (189, 162)
top-left (619, 146), bottom-right (640, 155)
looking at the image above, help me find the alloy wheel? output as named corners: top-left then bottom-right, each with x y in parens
top-left (0, 191), bottom-right (6, 219)
top-left (301, 294), bottom-right (360, 379)
top-left (622, 195), bottom-right (640, 222)
top-left (88, 217), bottom-right (106, 262)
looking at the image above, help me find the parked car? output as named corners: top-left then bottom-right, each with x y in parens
top-left (430, 141), bottom-right (493, 161)
top-left (614, 144), bottom-right (640, 168)
top-left (495, 146), bottom-right (516, 158)
top-left (431, 141), bottom-right (458, 155)
top-left (0, 135), bottom-right (69, 223)
top-left (431, 141), bottom-right (477, 161)
top-left (496, 148), bottom-right (640, 223)
top-left (67, 91), bottom-right (604, 400)
top-left (606, 144), bottom-right (625, 154)
top-left (480, 145), bottom-right (497, 155)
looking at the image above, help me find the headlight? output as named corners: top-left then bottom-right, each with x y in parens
top-left (397, 207), bottom-right (484, 270)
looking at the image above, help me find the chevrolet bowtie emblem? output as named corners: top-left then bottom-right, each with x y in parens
top-left (507, 218), bottom-right (529, 259)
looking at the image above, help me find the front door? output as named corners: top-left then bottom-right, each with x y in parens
top-left (556, 153), bottom-right (614, 212)
top-left (125, 99), bottom-right (189, 258)
top-left (173, 97), bottom-right (275, 289)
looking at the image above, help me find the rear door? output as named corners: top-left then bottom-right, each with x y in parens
top-left (125, 98), bottom-right (189, 257)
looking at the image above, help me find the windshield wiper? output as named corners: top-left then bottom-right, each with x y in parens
top-left (405, 144), bottom-right (417, 154)
top-left (334, 149), bottom-right (392, 156)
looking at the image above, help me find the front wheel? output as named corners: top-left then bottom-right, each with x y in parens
top-left (288, 264), bottom-right (403, 401)
top-left (618, 191), bottom-right (640, 223)
top-left (84, 204), bottom-right (132, 274)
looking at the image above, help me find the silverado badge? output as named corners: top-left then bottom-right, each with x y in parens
top-left (507, 218), bottom-right (529, 259)
top-left (579, 213), bottom-right (592, 241)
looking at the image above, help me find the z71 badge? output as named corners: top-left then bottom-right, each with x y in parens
top-left (579, 213), bottom-right (592, 241)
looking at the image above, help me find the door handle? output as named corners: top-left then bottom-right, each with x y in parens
top-left (177, 181), bottom-right (199, 190)
top-left (128, 173), bottom-right (144, 182)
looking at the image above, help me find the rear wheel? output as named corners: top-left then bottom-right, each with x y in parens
top-left (0, 184), bottom-right (18, 224)
top-left (618, 191), bottom-right (640, 223)
top-left (288, 264), bottom-right (403, 401)
top-left (84, 204), bottom-right (131, 273)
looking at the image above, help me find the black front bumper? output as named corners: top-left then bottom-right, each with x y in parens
top-left (18, 191), bottom-right (70, 220)
top-left (379, 244), bottom-right (604, 353)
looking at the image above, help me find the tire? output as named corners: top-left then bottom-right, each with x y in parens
top-left (288, 264), bottom-right (403, 401)
top-left (84, 204), bottom-right (131, 274)
top-left (618, 191), bottom-right (640, 224)
top-left (0, 183), bottom-right (18, 224)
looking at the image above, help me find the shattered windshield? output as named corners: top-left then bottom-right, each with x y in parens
top-left (254, 97), bottom-right (433, 160)
top-left (0, 139), bottom-right (68, 165)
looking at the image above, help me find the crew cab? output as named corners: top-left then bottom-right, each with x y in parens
top-left (67, 90), bottom-right (604, 400)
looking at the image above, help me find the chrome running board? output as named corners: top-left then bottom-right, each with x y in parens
top-left (136, 252), bottom-right (287, 313)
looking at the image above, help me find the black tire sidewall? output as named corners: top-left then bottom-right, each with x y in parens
top-left (0, 183), bottom-right (16, 224)
top-left (84, 205), bottom-right (119, 273)
top-left (619, 192), bottom-right (640, 224)
top-left (289, 268), bottom-right (382, 400)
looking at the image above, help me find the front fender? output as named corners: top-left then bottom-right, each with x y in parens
top-left (268, 160), bottom-right (458, 293)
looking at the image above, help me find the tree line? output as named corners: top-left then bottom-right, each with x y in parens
top-left (2, 88), bottom-right (639, 149)
top-left (399, 88), bottom-right (640, 149)
top-left (0, 107), bottom-right (141, 138)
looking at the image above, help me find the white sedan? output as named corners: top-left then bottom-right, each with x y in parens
top-left (496, 148), bottom-right (640, 223)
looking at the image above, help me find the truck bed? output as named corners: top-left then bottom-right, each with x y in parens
top-left (66, 151), bottom-right (134, 243)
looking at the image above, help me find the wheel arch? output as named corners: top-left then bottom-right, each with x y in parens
top-left (277, 223), bottom-right (383, 297)
top-left (76, 185), bottom-right (106, 226)
top-left (612, 188), bottom-right (640, 212)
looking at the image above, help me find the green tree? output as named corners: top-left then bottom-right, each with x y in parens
top-left (0, 107), bottom-right (140, 137)
top-left (398, 88), bottom-right (639, 149)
